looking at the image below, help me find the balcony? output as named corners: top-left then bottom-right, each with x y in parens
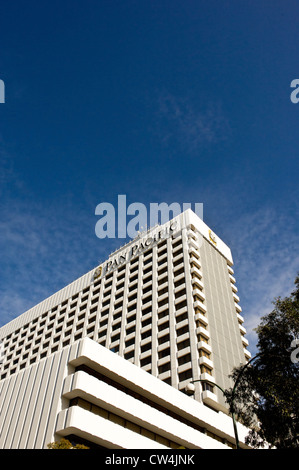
top-left (192, 288), bottom-right (205, 301)
top-left (174, 284), bottom-right (186, 295)
top-left (190, 266), bottom-right (202, 279)
top-left (197, 341), bottom-right (212, 354)
top-left (231, 283), bottom-right (238, 293)
top-left (188, 238), bottom-right (198, 250)
top-left (239, 324), bottom-right (246, 335)
top-left (200, 372), bottom-right (215, 384)
top-left (191, 278), bottom-right (204, 290)
top-left (244, 348), bottom-right (252, 359)
top-left (202, 390), bottom-right (227, 413)
top-left (198, 356), bottom-right (214, 369)
top-left (190, 257), bottom-right (201, 269)
top-left (193, 300), bottom-right (207, 314)
top-left (196, 326), bottom-right (210, 340)
top-left (194, 312), bottom-right (208, 326)
top-left (227, 265), bottom-right (234, 275)
top-left (188, 245), bottom-right (199, 258)
top-left (175, 293), bottom-right (187, 305)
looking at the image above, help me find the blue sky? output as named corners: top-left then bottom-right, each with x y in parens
top-left (0, 1), bottom-right (298, 355)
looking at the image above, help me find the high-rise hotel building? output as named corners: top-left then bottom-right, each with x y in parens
top-left (0, 210), bottom-right (251, 449)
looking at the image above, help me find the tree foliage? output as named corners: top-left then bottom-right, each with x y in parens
top-left (47, 438), bottom-right (89, 449)
top-left (225, 274), bottom-right (299, 448)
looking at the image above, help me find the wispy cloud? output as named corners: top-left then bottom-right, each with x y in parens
top-left (228, 204), bottom-right (299, 354)
top-left (1, 201), bottom-right (120, 325)
top-left (155, 92), bottom-right (231, 153)
top-left (0, 200), bottom-right (104, 326)
top-left (0, 142), bottom-right (112, 327)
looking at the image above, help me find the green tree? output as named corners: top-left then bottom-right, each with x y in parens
top-left (225, 274), bottom-right (299, 448)
top-left (47, 438), bottom-right (89, 449)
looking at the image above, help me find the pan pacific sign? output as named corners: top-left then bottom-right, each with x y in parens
top-left (93, 220), bottom-right (178, 280)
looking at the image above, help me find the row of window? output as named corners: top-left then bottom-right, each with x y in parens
top-left (0, 234), bottom-right (188, 380)
top-left (0, 227), bottom-right (218, 388)
top-left (69, 397), bottom-right (181, 449)
top-left (72, 364), bottom-right (235, 448)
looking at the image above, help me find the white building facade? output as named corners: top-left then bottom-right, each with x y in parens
top-left (0, 210), bottom-right (251, 449)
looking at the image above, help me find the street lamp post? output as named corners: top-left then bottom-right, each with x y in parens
top-left (187, 354), bottom-right (259, 449)
top-left (188, 378), bottom-right (240, 449)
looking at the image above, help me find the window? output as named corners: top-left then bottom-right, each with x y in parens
top-left (142, 306), bottom-right (151, 315)
top-left (127, 314), bottom-right (136, 325)
top-left (177, 339), bottom-right (190, 351)
top-left (176, 312), bottom-right (188, 323)
top-left (178, 353), bottom-right (191, 366)
top-left (172, 239), bottom-right (182, 249)
top-left (176, 325), bottom-right (189, 337)
top-left (127, 303), bottom-right (136, 313)
top-left (174, 288), bottom-right (185, 299)
top-left (158, 266), bottom-right (167, 276)
top-left (141, 342), bottom-right (151, 353)
top-left (141, 329), bottom-right (151, 340)
top-left (173, 257), bottom-right (183, 267)
top-left (178, 369), bottom-right (192, 382)
top-left (158, 322), bottom-right (169, 332)
top-left (140, 356), bottom-right (151, 367)
top-left (143, 285), bottom-right (152, 295)
top-left (142, 294), bottom-right (151, 305)
top-left (111, 332), bottom-right (120, 342)
top-left (158, 347), bottom-right (170, 359)
top-left (130, 264), bottom-right (138, 274)
top-left (173, 267), bottom-right (184, 277)
top-left (158, 310), bottom-right (168, 320)
top-left (126, 325), bottom-right (135, 336)
top-left (128, 293), bottom-right (137, 302)
top-left (143, 265), bottom-right (152, 275)
top-left (175, 299), bottom-right (187, 310)
top-left (158, 334), bottom-right (170, 345)
top-left (158, 286), bottom-right (168, 296)
top-left (124, 350), bottom-right (134, 360)
top-left (200, 365), bottom-right (213, 375)
top-left (141, 317), bottom-right (152, 328)
top-left (125, 337), bottom-right (135, 348)
top-left (158, 362), bottom-right (170, 374)
top-left (158, 298), bottom-right (168, 308)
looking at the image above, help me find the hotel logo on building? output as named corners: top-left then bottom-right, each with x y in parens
top-left (94, 220), bottom-right (178, 280)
